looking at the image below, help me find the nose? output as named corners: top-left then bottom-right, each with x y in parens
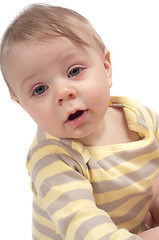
top-left (55, 87), bottom-right (77, 106)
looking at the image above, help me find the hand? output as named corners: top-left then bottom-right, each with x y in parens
top-left (139, 226), bottom-right (159, 240)
top-left (144, 211), bottom-right (156, 229)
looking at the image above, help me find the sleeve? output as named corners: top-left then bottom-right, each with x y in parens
top-left (27, 139), bottom-right (142, 240)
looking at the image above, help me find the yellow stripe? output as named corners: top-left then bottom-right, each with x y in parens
top-left (96, 168), bottom-right (159, 205)
top-left (53, 199), bottom-right (95, 222)
top-left (65, 208), bottom-right (111, 240)
top-left (84, 223), bottom-right (117, 240)
top-left (33, 210), bottom-right (58, 233)
top-left (42, 179), bottom-right (92, 208)
top-left (124, 107), bottom-right (138, 124)
top-left (72, 141), bottom-right (90, 163)
top-left (45, 132), bottom-right (59, 141)
top-left (35, 160), bottom-right (72, 190)
top-left (150, 108), bottom-right (157, 132)
top-left (94, 177), bottom-right (153, 205)
top-left (117, 199), bottom-right (151, 231)
top-left (106, 147), bottom-right (159, 178)
top-left (109, 229), bottom-right (133, 240)
top-left (109, 194), bottom-right (150, 217)
top-left (32, 225), bottom-right (53, 240)
top-left (111, 96), bottom-right (153, 134)
top-left (27, 145), bottom-right (72, 174)
top-left (139, 106), bottom-right (154, 132)
top-left (89, 148), bottom-right (159, 183)
top-left (34, 194), bottom-right (45, 209)
top-left (72, 140), bottom-right (84, 153)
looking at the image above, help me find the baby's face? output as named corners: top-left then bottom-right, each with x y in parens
top-left (5, 37), bottom-right (112, 142)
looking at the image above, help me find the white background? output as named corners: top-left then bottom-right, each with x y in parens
top-left (0, 0), bottom-right (159, 239)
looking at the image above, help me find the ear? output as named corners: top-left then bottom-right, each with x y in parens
top-left (103, 50), bottom-right (112, 88)
top-left (11, 94), bottom-right (22, 106)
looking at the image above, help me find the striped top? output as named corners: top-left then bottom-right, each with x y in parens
top-left (27, 96), bottom-right (159, 240)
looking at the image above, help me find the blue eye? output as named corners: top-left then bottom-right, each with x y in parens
top-left (68, 67), bottom-right (82, 77)
top-left (34, 85), bottom-right (48, 95)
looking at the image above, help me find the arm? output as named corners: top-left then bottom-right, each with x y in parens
top-left (36, 160), bottom-right (142, 240)
top-left (27, 140), bottom-right (142, 240)
top-left (139, 226), bottom-right (159, 240)
top-left (146, 175), bottom-right (159, 227)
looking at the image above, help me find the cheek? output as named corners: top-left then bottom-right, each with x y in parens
top-left (89, 79), bottom-right (110, 101)
top-left (86, 88), bottom-right (110, 115)
top-left (22, 102), bottom-right (50, 126)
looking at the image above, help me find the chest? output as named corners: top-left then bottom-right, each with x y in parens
top-left (87, 146), bottom-right (159, 232)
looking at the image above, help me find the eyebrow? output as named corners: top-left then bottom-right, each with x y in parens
top-left (60, 49), bottom-right (83, 63)
top-left (20, 72), bottom-right (39, 90)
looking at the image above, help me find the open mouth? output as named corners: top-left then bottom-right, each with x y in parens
top-left (65, 109), bottom-right (88, 127)
top-left (68, 110), bottom-right (84, 121)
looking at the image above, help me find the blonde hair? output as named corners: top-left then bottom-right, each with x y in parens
top-left (0, 3), bottom-right (105, 94)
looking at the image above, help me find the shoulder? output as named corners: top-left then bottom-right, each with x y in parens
top-left (26, 127), bottom-right (90, 176)
top-left (111, 96), bottom-right (158, 135)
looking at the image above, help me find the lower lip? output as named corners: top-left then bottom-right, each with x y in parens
top-left (65, 110), bottom-right (89, 127)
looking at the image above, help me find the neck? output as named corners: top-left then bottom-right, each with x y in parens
top-left (76, 107), bottom-right (114, 146)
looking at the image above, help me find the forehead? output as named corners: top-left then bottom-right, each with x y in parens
top-left (5, 38), bottom-right (73, 65)
top-left (6, 36), bottom-right (102, 72)
top-left (7, 37), bottom-right (89, 64)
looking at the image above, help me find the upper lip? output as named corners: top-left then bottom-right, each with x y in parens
top-left (65, 108), bottom-right (85, 123)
